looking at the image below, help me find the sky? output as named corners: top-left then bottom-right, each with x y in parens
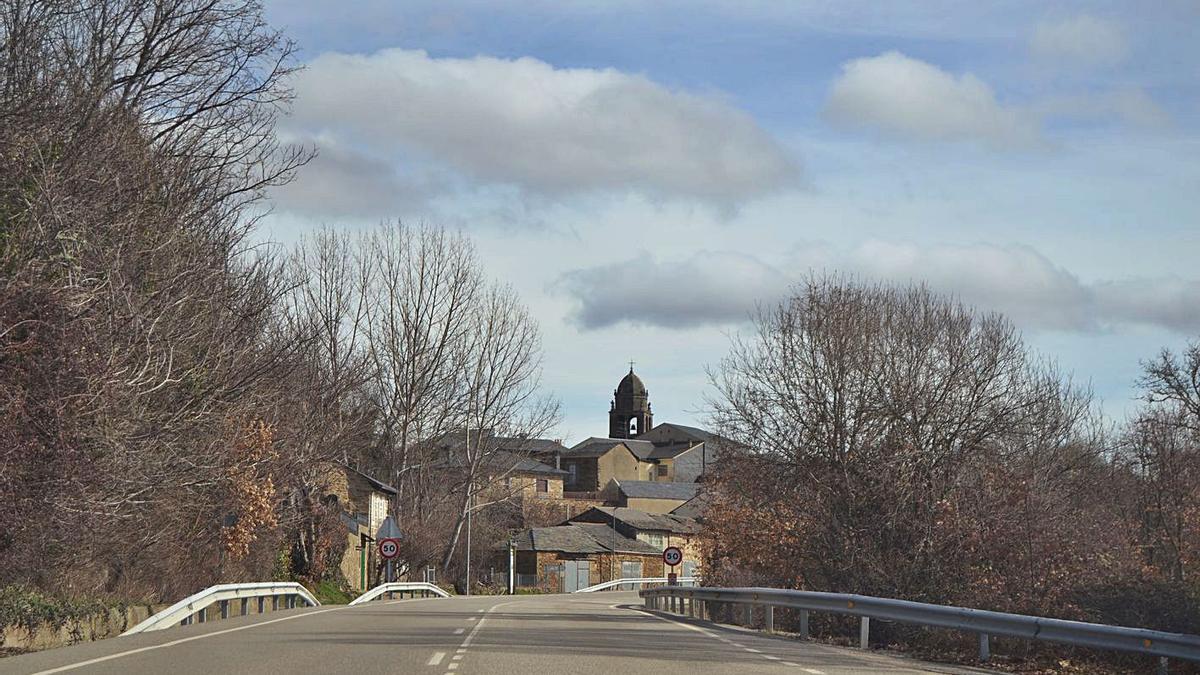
top-left (257, 0), bottom-right (1200, 444)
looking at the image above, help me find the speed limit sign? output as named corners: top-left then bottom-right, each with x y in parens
top-left (662, 546), bottom-right (683, 567)
top-left (378, 537), bottom-right (401, 560)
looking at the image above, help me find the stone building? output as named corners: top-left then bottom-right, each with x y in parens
top-left (551, 438), bottom-right (647, 494)
top-left (319, 463), bottom-right (397, 592)
top-left (568, 506), bottom-right (702, 577)
top-left (511, 522), bottom-right (663, 592)
top-left (608, 479), bottom-right (698, 514)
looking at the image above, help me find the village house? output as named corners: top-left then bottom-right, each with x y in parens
top-left (319, 463), bottom-right (397, 592)
top-left (634, 422), bottom-right (727, 482)
top-left (510, 522), bottom-right (664, 592)
top-left (607, 479), bottom-right (699, 514)
top-left (426, 431), bottom-right (570, 506)
top-left (549, 437), bottom-right (649, 494)
top-left (567, 506), bottom-right (702, 577)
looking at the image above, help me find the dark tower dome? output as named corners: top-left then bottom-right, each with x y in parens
top-left (609, 365), bottom-right (652, 439)
top-left (616, 370), bottom-right (648, 398)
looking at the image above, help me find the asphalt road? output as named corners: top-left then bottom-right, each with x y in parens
top-left (2, 592), bottom-right (991, 674)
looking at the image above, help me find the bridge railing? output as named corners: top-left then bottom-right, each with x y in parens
top-left (640, 586), bottom-right (1200, 672)
top-left (349, 582), bottom-right (450, 605)
top-left (123, 582), bottom-right (320, 635)
top-left (574, 577), bottom-right (697, 593)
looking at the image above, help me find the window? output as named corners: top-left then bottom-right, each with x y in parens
top-left (567, 464), bottom-right (577, 485)
top-left (644, 533), bottom-right (664, 549)
top-left (629, 417), bottom-right (639, 435)
top-left (536, 478), bottom-right (548, 493)
top-left (657, 464), bottom-right (668, 477)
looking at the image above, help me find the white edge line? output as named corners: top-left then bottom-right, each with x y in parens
top-left (32, 607), bottom-right (347, 675)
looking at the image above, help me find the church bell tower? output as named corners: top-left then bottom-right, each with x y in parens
top-left (609, 365), bottom-right (653, 439)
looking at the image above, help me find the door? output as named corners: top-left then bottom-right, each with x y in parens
top-left (563, 560), bottom-right (590, 592)
top-left (621, 561), bottom-right (643, 590)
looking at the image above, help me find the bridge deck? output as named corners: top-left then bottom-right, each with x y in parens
top-left (3, 592), bottom-right (992, 675)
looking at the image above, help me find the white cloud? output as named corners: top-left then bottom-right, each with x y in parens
top-left (557, 251), bottom-right (792, 329)
top-left (1037, 88), bottom-right (1172, 130)
top-left (1031, 14), bottom-right (1129, 69)
top-left (824, 51), bottom-right (1039, 147)
top-left (849, 241), bottom-right (1094, 331)
top-left (558, 240), bottom-right (1200, 334)
top-left (270, 135), bottom-right (445, 219)
top-left (281, 49), bottom-right (800, 212)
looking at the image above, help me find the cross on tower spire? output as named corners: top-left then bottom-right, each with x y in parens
top-left (629, 359), bottom-right (635, 372)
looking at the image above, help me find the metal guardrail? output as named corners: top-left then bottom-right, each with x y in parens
top-left (640, 586), bottom-right (1200, 670)
top-left (123, 582), bottom-right (320, 635)
top-left (349, 582), bottom-right (451, 605)
top-left (575, 577), bottom-right (698, 593)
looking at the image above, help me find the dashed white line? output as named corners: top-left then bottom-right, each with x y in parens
top-left (453, 628), bottom-right (465, 635)
top-left (452, 654), bottom-right (462, 661)
top-left (802, 669), bottom-right (825, 674)
top-left (427, 652), bottom-right (446, 666)
top-left (447, 665), bottom-right (458, 671)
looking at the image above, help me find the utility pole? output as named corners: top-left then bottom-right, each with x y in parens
top-left (507, 538), bottom-right (515, 594)
top-left (464, 421), bottom-right (472, 597)
top-left (466, 483), bottom-right (473, 596)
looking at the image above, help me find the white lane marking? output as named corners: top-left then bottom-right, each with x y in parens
top-left (31, 607), bottom-right (347, 675)
top-left (453, 628), bottom-right (465, 634)
top-left (456, 648), bottom-right (466, 654)
top-left (630, 604), bottom-right (818, 669)
top-left (452, 654), bottom-right (462, 661)
top-left (427, 652), bottom-right (446, 666)
top-left (461, 599), bottom-right (525, 649)
top-left (447, 664), bottom-right (458, 670)
top-left (467, 616), bottom-right (477, 621)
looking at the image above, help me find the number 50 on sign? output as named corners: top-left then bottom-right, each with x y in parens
top-left (378, 538), bottom-right (401, 560)
top-left (663, 546), bottom-right (683, 567)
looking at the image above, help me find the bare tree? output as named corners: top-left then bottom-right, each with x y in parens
top-left (0, 0), bottom-right (311, 599)
top-left (362, 223), bottom-right (482, 494)
top-left (705, 276), bottom-right (1099, 603)
top-left (437, 283), bottom-right (560, 573)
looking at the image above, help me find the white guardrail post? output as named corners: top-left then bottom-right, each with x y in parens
top-left (348, 582), bottom-right (451, 605)
top-left (638, 586), bottom-right (1200, 670)
top-left (123, 582), bottom-right (320, 635)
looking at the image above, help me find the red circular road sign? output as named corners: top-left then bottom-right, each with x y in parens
top-left (663, 546), bottom-right (683, 567)
top-left (378, 537), bottom-right (401, 560)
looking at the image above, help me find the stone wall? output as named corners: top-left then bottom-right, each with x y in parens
top-left (2, 603), bottom-right (165, 653)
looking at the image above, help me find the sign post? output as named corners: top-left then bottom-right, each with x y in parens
top-left (375, 516), bottom-right (403, 585)
top-left (663, 546), bottom-right (682, 585)
top-left (378, 537), bottom-right (401, 584)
